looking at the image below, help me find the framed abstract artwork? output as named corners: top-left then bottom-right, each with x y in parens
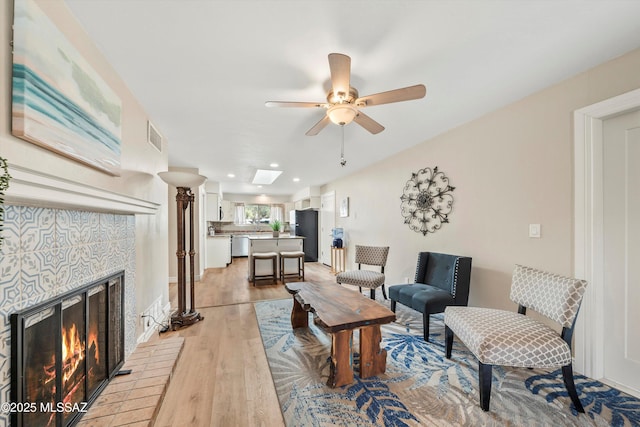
top-left (11, 0), bottom-right (122, 175)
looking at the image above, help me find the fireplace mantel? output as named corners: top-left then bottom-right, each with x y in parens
top-left (5, 164), bottom-right (160, 215)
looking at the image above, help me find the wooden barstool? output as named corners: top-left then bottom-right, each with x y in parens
top-left (279, 251), bottom-right (305, 283)
top-left (252, 252), bottom-right (278, 285)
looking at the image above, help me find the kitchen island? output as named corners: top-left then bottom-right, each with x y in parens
top-left (248, 235), bottom-right (304, 281)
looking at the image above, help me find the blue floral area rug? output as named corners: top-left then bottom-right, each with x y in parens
top-left (254, 297), bottom-right (640, 426)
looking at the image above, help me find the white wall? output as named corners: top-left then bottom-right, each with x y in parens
top-left (223, 193), bottom-right (291, 204)
top-left (323, 47), bottom-right (640, 313)
top-left (0, 0), bottom-right (170, 339)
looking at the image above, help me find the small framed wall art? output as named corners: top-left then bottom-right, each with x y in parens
top-left (340, 197), bottom-right (349, 217)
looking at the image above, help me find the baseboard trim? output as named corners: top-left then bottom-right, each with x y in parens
top-left (168, 274), bottom-right (201, 284)
top-left (136, 298), bottom-right (170, 344)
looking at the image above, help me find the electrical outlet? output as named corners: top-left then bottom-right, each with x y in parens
top-left (141, 313), bottom-right (150, 329)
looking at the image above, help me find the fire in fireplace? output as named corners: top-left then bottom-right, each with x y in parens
top-left (11, 271), bottom-right (125, 427)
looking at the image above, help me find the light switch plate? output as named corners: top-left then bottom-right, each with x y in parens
top-left (529, 224), bottom-right (541, 238)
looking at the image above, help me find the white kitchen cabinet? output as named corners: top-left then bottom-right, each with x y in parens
top-left (206, 193), bottom-right (221, 221)
top-left (221, 200), bottom-right (235, 222)
top-left (206, 235), bottom-right (231, 268)
top-left (293, 197), bottom-right (320, 210)
top-left (309, 197), bottom-right (321, 209)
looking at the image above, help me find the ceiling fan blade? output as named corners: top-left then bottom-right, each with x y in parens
top-left (328, 53), bottom-right (351, 96)
top-left (305, 115), bottom-right (331, 136)
top-left (356, 84), bottom-right (426, 107)
top-left (353, 111), bottom-right (385, 134)
top-left (265, 101), bottom-right (326, 108)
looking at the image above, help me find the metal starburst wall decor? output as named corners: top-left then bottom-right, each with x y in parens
top-left (400, 166), bottom-right (455, 236)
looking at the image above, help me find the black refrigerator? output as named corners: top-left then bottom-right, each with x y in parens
top-left (290, 209), bottom-right (318, 262)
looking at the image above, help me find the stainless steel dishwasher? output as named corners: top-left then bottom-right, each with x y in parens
top-left (231, 235), bottom-right (249, 257)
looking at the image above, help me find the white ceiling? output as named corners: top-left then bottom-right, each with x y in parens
top-left (64, 0), bottom-right (640, 196)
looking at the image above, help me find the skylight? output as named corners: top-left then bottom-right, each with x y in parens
top-left (252, 169), bottom-right (282, 185)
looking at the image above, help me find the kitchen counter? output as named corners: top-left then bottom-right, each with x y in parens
top-left (247, 234), bottom-right (303, 240)
top-left (248, 235), bottom-right (304, 280)
top-left (209, 233), bottom-right (299, 238)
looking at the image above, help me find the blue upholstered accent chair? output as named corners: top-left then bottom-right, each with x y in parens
top-left (389, 252), bottom-right (472, 342)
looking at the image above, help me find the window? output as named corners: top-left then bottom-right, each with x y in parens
top-left (241, 204), bottom-right (284, 225)
top-left (244, 204), bottom-right (271, 224)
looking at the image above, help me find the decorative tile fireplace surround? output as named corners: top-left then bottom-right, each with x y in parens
top-left (0, 204), bottom-right (137, 427)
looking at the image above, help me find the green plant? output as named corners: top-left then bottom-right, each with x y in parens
top-left (0, 157), bottom-right (11, 250)
top-left (270, 219), bottom-right (281, 232)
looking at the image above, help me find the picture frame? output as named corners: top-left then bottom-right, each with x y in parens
top-left (11, 0), bottom-right (122, 176)
top-left (340, 197), bottom-right (349, 217)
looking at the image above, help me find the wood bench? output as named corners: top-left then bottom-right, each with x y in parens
top-left (285, 281), bottom-right (396, 387)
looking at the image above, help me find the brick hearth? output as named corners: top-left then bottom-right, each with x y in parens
top-left (76, 337), bottom-right (184, 427)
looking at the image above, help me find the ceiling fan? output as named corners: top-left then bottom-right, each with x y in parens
top-left (265, 53), bottom-right (426, 136)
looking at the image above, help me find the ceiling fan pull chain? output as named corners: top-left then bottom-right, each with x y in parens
top-left (340, 125), bottom-right (347, 167)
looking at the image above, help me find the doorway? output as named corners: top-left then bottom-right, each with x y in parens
top-left (602, 111), bottom-right (640, 393)
top-left (574, 88), bottom-right (640, 397)
top-left (320, 191), bottom-right (335, 266)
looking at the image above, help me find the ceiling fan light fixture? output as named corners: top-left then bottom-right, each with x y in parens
top-left (327, 87), bottom-right (359, 104)
top-left (327, 104), bottom-right (357, 125)
top-left (267, 54), bottom-right (425, 135)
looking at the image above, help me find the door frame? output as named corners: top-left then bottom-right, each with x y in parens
top-left (573, 87), bottom-right (640, 378)
top-left (320, 191), bottom-right (336, 266)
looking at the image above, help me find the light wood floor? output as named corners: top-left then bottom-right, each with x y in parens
top-left (153, 258), bottom-right (338, 427)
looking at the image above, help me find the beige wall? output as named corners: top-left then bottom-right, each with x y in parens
top-left (323, 47), bottom-right (640, 312)
top-left (1, 1), bottom-right (170, 338)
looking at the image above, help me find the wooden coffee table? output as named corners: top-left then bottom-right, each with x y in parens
top-left (285, 281), bottom-right (396, 388)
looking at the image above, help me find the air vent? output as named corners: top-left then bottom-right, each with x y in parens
top-left (147, 121), bottom-right (162, 152)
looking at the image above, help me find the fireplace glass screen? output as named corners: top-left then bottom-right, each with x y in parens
top-left (11, 271), bottom-right (125, 427)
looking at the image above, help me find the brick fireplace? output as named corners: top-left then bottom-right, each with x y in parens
top-left (0, 204), bottom-right (138, 426)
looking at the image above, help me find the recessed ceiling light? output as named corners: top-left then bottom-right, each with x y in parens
top-left (227, 173), bottom-right (235, 178)
top-left (252, 169), bottom-right (282, 185)
top-left (257, 185), bottom-right (263, 188)
top-left (270, 163), bottom-right (279, 168)
top-left (293, 178), bottom-right (300, 182)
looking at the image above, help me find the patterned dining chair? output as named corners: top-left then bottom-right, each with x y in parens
top-left (444, 265), bottom-right (588, 413)
top-left (336, 245), bottom-right (389, 300)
